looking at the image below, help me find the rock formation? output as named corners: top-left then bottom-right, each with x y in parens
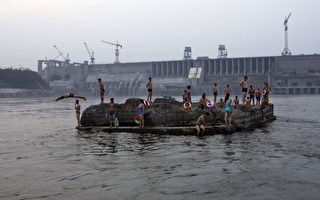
top-left (81, 97), bottom-right (275, 130)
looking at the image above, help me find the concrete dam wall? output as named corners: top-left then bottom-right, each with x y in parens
top-left (38, 54), bottom-right (320, 95)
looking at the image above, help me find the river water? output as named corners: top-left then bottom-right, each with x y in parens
top-left (0, 95), bottom-right (319, 200)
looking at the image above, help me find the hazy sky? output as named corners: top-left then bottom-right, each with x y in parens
top-left (0, 0), bottom-right (319, 71)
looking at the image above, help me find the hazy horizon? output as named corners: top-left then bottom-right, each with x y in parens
top-left (0, 0), bottom-right (319, 71)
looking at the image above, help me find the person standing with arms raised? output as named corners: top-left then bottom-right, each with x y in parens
top-left (146, 77), bottom-right (153, 102)
top-left (98, 78), bottom-right (105, 104)
top-left (240, 76), bottom-right (248, 104)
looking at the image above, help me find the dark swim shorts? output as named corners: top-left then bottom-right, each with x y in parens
top-left (242, 88), bottom-right (248, 93)
top-left (148, 88), bottom-right (152, 93)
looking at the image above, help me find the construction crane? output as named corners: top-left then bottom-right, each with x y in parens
top-left (53, 45), bottom-right (70, 64)
top-left (101, 40), bottom-right (122, 63)
top-left (84, 42), bottom-right (95, 65)
top-left (281, 13), bottom-right (292, 56)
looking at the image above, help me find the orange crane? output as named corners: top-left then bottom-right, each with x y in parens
top-left (101, 40), bottom-right (122, 63)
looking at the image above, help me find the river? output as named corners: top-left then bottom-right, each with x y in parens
top-left (0, 95), bottom-right (319, 200)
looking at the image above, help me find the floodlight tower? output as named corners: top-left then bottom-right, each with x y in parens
top-left (281, 13), bottom-right (292, 56)
top-left (218, 45), bottom-right (228, 58)
top-left (183, 47), bottom-right (192, 59)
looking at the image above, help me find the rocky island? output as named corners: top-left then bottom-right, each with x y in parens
top-left (78, 97), bottom-right (276, 135)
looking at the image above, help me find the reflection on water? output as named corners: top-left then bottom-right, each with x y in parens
top-left (0, 95), bottom-right (320, 200)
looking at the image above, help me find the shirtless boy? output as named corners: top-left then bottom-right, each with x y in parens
top-left (146, 77), bottom-right (152, 102)
top-left (75, 100), bottom-right (81, 127)
top-left (248, 85), bottom-right (255, 105)
top-left (224, 84), bottom-right (232, 103)
top-left (240, 76), bottom-right (249, 104)
top-left (212, 83), bottom-right (218, 103)
top-left (196, 112), bottom-right (210, 136)
top-left (107, 98), bottom-right (116, 128)
top-left (98, 78), bottom-right (105, 104)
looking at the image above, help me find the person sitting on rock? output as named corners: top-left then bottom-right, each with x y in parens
top-left (107, 98), bottom-right (117, 128)
top-left (196, 112), bottom-right (209, 136)
top-left (234, 96), bottom-right (240, 105)
top-left (218, 98), bottom-right (224, 107)
top-left (199, 93), bottom-right (208, 110)
top-left (138, 99), bottom-right (145, 128)
top-left (245, 97), bottom-right (251, 105)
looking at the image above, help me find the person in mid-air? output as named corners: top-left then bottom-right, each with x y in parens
top-left (55, 93), bottom-right (86, 101)
top-left (98, 78), bottom-right (105, 104)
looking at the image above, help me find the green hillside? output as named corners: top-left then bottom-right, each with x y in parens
top-left (0, 68), bottom-right (49, 89)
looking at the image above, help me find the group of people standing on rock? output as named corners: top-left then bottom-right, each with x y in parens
top-left (192, 76), bottom-right (271, 136)
top-left (75, 75), bottom-right (271, 134)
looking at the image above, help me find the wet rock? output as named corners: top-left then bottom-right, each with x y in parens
top-left (80, 97), bottom-right (275, 129)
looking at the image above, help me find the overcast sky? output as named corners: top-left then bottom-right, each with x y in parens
top-left (0, 0), bottom-right (319, 71)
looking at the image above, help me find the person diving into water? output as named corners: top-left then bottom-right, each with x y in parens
top-left (55, 93), bottom-right (86, 101)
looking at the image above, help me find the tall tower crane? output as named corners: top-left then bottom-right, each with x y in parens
top-left (53, 45), bottom-right (70, 64)
top-left (281, 13), bottom-right (292, 56)
top-left (84, 42), bottom-right (95, 65)
top-left (101, 40), bottom-right (122, 63)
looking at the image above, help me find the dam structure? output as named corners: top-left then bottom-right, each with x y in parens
top-left (38, 54), bottom-right (320, 96)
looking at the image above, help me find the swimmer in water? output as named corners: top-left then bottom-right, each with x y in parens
top-left (212, 83), bottom-right (218, 104)
top-left (196, 112), bottom-right (210, 136)
top-left (107, 98), bottom-right (116, 128)
top-left (138, 99), bottom-right (145, 128)
top-left (240, 76), bottom-right (249, 104)
top-left (224, 99), bottom-right (232, 126)
top-left (98, 78), bottom-right (105, 104)
top-left (75, 99), bottom-right (81, 127)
